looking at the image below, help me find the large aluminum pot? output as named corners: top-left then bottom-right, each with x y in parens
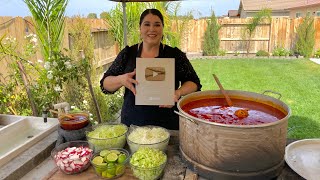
top-left (177, 90), bottom-right (291, 180)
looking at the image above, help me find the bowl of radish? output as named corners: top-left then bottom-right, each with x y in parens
top-left (51, 141), bottom-right (94, 174)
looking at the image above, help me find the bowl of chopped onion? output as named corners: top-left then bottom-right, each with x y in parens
top-left (126, 125), bottom-right (170, 153)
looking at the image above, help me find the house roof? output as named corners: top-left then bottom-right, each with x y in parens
top-left (108, 0), bottom-right (179, 2)
top-left (228, 10), bottom-right (239, 17)
top-left (240, 0), bottom-right (320, 11)
top-left (286, 0), bottom-right (320, 9)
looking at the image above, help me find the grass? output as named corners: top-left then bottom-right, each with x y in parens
top-left (190, 58), bottom-right (320, 139)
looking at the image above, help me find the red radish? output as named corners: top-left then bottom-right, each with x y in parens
top-left (54, 146), bottom-right (93, 174)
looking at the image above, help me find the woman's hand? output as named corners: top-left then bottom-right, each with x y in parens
top-left (120, 69), bottom-right (138, 95)
top-left (159, 90), bottom-right (181, 108)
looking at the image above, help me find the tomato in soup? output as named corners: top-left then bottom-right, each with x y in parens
top-left (181, 98), bottom-right (286, 125)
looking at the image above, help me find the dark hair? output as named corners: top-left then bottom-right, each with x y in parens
top-left (139, 9), bottom-right (164, 27)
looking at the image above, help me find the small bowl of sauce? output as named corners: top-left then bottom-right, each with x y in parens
top-left (58, 112), bottom-right (89, 130)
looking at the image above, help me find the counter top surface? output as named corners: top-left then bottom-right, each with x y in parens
top-left (44, 131), bottom-right (304, 180)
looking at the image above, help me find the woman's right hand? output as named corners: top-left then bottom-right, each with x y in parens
top-left (120, 69), bottom-right (138, 95)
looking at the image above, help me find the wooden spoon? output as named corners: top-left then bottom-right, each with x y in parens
top-left (213, 74), bottom-right (249, 118)
top-left (212, 74), bottom-right (233, 107)
top-left (49, 110), bottom-right (75, 120)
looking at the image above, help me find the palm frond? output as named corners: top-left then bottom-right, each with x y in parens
top-left (24, 0), bottom-right (68, 60)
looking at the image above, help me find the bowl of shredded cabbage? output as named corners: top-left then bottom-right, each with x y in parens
top-left (86, 123), bottom-right (128, 152)
top-left (127, 125), bottom-right (170, 153)
top-left (130, 147), bottom-right (167, 180)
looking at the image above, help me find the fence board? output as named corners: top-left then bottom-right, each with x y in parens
top-left (180, 17), bottom-right (319, 55)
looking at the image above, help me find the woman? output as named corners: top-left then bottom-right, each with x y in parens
top-left (100, 9), bottom-right (201, 130)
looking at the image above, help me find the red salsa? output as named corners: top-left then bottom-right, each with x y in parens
top-left (59, 113), bottom-right (89, 130)
top-left (181, 98), bottom-right (286, 125)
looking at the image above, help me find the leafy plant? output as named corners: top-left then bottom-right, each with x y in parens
top-left (163, 2), bottom-right (192, 48)
top-left (100, 12), bottom-right (108, 19)
top-left (104, 3), bottom-right (147, 49)
top-left (295, 16), bottom-right (315, 58)
top-left (203, 10), bottom-right (221, 56)
top-left (24, 0), bottom-right (68, 60)
top-left (218, 49), bottom-right (226, 56)
top-left (272, 47), bottom-right (290, 56)
top-left (67, 16), bottom-right (102, 123)
top-left (256, 50), bottom-right (269, 56)
top-left (85, 86), bottom-right (124, 123)
top-left (87, 13), bottom-right (97, 19)
top-left (104, 2), bottom-right (190, 49)
top-left (314, 49), bottom-right (320, 58)
top-left (32, 51), bottom-right (80, 113)
top-left (0, 34), bottom-right (40, 115)
top-left (244, 8), bottom-right (271, 56)
top-left (23, 0), bottom-right (82, 110)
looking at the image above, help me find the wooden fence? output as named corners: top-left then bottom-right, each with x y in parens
top-left (180, 17), bottom-right (320, 54)
top-left (1, 16), bottom-right (320, 78)
top-left (0, 17), bottom-right (118, 79)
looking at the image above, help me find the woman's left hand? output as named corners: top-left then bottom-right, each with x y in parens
top-left (159, 90), bottom-right (181, 108)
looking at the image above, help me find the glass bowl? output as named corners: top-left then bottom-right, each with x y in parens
top-left (51, 141), bottom-right (94, 174)
top-left (58, 112), bottom-right (89, 130)
top-left (91, 148), bottom-right (130, 179)
top-left (127, 125), bottom-right (170, 153)
top-left (86, 123), bottom-right (128, 152)
top-left (130, 148), bottom-right (167, 180)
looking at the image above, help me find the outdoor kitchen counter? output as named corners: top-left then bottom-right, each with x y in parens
top-left (44, 131), bottom-right (304, 180)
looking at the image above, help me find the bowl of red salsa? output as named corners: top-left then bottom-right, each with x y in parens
top-left (58, 112), bottom-right (89, 130)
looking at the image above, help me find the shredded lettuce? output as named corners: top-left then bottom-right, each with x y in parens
top-left (87, 124), bottom-right (127, 151)
top-left (130, 147), bottom-right (167, 180)
top-left (128, 127), bottom-right (169, 144)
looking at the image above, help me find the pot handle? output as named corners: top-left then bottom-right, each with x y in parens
top-left (262, 90), bottom-right (282, 99)
top-left (174, 111), bottom-right (198, 125)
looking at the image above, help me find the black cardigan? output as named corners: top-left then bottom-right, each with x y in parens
top-left (100, 43), bottom-right (201, 130)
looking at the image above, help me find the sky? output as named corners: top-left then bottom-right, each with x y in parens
top-left (0, 0), bottom-right (240, 18)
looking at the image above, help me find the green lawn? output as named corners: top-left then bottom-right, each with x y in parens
top-left (191, 58), bottom-right (320, 139)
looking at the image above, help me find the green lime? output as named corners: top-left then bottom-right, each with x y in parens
top-left (107, 163), bottom-right (116, 175)
top-left (117, 154), bottom-right (127, 164)
top-left (109, 149), bottom-right (121, 155)
top-left (105, 152), bottom-right (118, 163)
top-left (95, 163), bottom-right (108, 174)
top-left (115, 165), bottom-right (125, 175)
top-left (102, 170), bottom-right (115, 178)
top-left (99, 150), bottom-right (110, 157)
top-left (92, 156), bottom-right (104, 165)
top-left (95, 167), bottom-right (104, 175)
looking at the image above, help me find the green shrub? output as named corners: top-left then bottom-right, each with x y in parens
top-left (272, 47), bottom-right (290, 56)
top-left (295, 16), bottom-right (315, 58)
top-left (218, 49), bottom-right (226, 56)
top-left (86, 86), bottom-right (124, 123)
top-left (203, 11), bottom-right (221, 56)
top-left (234, 51), bottom-right (240, 56)
top-left (314, 49), bottom-right (320, 58)
top-left (256, 50), bottom-right (269, 56)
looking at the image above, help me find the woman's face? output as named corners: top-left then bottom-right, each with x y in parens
top-left (140, 13), bottom-right (163, 46)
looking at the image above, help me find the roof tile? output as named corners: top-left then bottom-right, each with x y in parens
top-left (241, 0), bottom-right (319, 11)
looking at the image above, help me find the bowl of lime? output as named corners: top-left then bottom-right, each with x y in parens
top-left (91, 148), bottom-right (129, 179)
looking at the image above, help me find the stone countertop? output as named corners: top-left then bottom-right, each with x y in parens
top-left (44, 130), bottom-right (304, 180)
